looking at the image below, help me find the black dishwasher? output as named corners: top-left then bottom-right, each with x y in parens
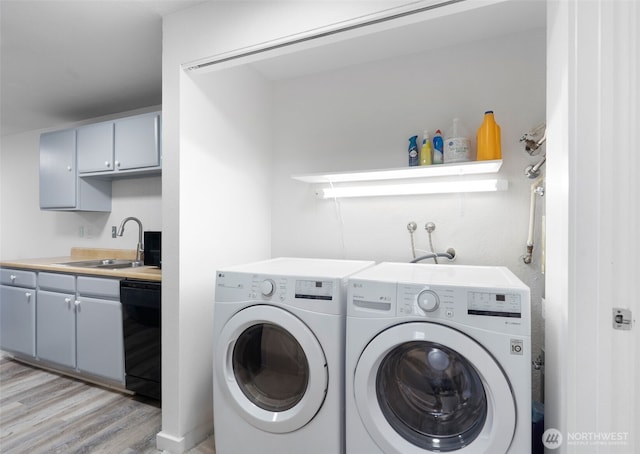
top-left (120, 279), bottom-right (161, 401)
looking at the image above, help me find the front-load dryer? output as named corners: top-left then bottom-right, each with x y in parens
top-left (213, 257), bottom-right (374, 454)
top-left (345, 262), bottom-right (530, 454)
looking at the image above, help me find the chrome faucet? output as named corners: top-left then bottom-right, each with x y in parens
top-left (117, 216), bottom-right (144, 263)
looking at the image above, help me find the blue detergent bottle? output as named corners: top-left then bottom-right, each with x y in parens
top-left (432, 129), bottom-right (444, 164)
top-left (408, 135), bottom-right (419, 166)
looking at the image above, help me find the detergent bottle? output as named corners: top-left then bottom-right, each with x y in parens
top-left (432, 130), bottom-right (444, 164)
top-left (408, 135), bottom-right (419, 166)
top-left (420, 130), bottom-right (432, 166)
top-left (476, 110), bottom-right (502, 160)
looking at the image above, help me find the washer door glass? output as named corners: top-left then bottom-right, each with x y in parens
top-left (353, 322), bottom-right (516, 454)
top-left (216, 305), bottom-right (328, 433)
top-left (233, 323), bottom-right (309, 412)
top-left (376, 341), bottom-right (487, 452)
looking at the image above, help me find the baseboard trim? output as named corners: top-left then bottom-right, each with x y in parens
top-left (156, 421), bottom-right (213, 453)
top-left (156, 431), bottom-right (185, 453)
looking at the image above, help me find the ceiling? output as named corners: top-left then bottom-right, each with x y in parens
top-left (0, 0), bottom-right (204, 137)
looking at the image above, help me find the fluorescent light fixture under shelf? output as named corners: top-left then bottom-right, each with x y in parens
top-left (293, 160), bottom-right (502, 184)
top-left (317, 179), bottom-right (508, 199)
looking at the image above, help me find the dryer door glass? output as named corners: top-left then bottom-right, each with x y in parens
top-left (233, 323), bottom-right (309, 412)
top-left (376, 341), bottom-right (487, 452)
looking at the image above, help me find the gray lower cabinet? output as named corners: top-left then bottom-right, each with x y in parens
top-left (76, 276), bottom-right (124, 383)
top-left (36, 272), bottom-right (76, 368)
top-left (30, 272), bottom-right (124, 385)
top-left (0, 269), bottom-right (37, 357)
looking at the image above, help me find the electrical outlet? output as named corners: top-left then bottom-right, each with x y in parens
top-left (112, 226), bottom-right (117, 238)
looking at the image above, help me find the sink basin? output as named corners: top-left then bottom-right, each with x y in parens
top-left (95, 262), bottom-right (144, 269)
top-left (57, 259), bottom-right (143, 269)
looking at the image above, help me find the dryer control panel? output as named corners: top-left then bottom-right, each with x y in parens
top-left (216, 271), bottom-right (347, 316)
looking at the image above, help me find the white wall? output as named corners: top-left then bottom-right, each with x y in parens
top-left (271, 29), bottom-right (546, 264)
top-left (270, 27), bottom-right (547, 393)
top-left (162, 1), bottom-right (546, 452)
top-left (162, 2), bottom-right (477, 451)
top-left (0, 108), bottom-right (162, 260)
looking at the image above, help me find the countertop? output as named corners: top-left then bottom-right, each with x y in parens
top-left (0, 247), bottom-right (161, 282)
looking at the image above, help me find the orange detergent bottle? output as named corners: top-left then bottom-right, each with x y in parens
top-left (476, 110), bottom-right (502, 160)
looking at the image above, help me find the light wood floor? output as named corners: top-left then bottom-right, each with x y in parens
top-left (0, 354), bottom-right (215, 453)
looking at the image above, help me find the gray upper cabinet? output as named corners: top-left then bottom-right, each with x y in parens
top-left (114, 112), bottom-right (161, 171)
top-left (39, 129), bottom-right (77, 209)
top-left (77, 111), bottom-right (161, 176)
top-left (40, 128), bottom-right (111, 212)
top-left (40, 110), bottom-right (161, 212)
top-left (77, 121), bottom-right (114, 173)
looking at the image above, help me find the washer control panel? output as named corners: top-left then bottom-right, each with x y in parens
top-left (398, 285), bottom-right (522, 320)
top-left (350, 280), bottom-right (525, 327)
top-left (417, 289), bottom-right (439, 312)
top-left (398, 284), bottom-right (456, 319)
top-left (260, 279), bottom-right (276, 297)
top-left (347, 263), bottom-right (529, 332)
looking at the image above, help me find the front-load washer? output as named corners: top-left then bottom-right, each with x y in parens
top-left (213, 257), bottom-right (374, 454)
top-left (345, 262), bottom-right (530, 454)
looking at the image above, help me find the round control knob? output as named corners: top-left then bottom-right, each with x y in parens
top-left (260, 279), bottom-right (275, 297)
top-left (417, 290), bottom-right (440, 312)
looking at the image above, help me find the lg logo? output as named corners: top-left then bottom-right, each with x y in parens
top-left (542, 428), bottom-right (563, 450)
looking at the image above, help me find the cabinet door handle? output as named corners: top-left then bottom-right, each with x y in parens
top-left (74, 300), bottom-right (81, 311)
top-left (115, 160), bottom-right (121, 168)
top-left (25, 292), bottom-right (32, 301)
top-left (10, 274), bottom-right (16, 283)
top-left (105, 161), bottom-right (111, 168)
top-left (67, 166), bottom-right (72, 172)
top-left (65, 297), bottom-right (72, 308)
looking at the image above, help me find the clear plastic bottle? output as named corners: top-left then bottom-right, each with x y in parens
top-left (476, 110), bottom-right (502, 160)
top-left (444, 118), bottom-right (471, 163)
top-left (420, 130), bottom-right (432, 166)
top-left (432, 130), bottom-right (444, 164)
